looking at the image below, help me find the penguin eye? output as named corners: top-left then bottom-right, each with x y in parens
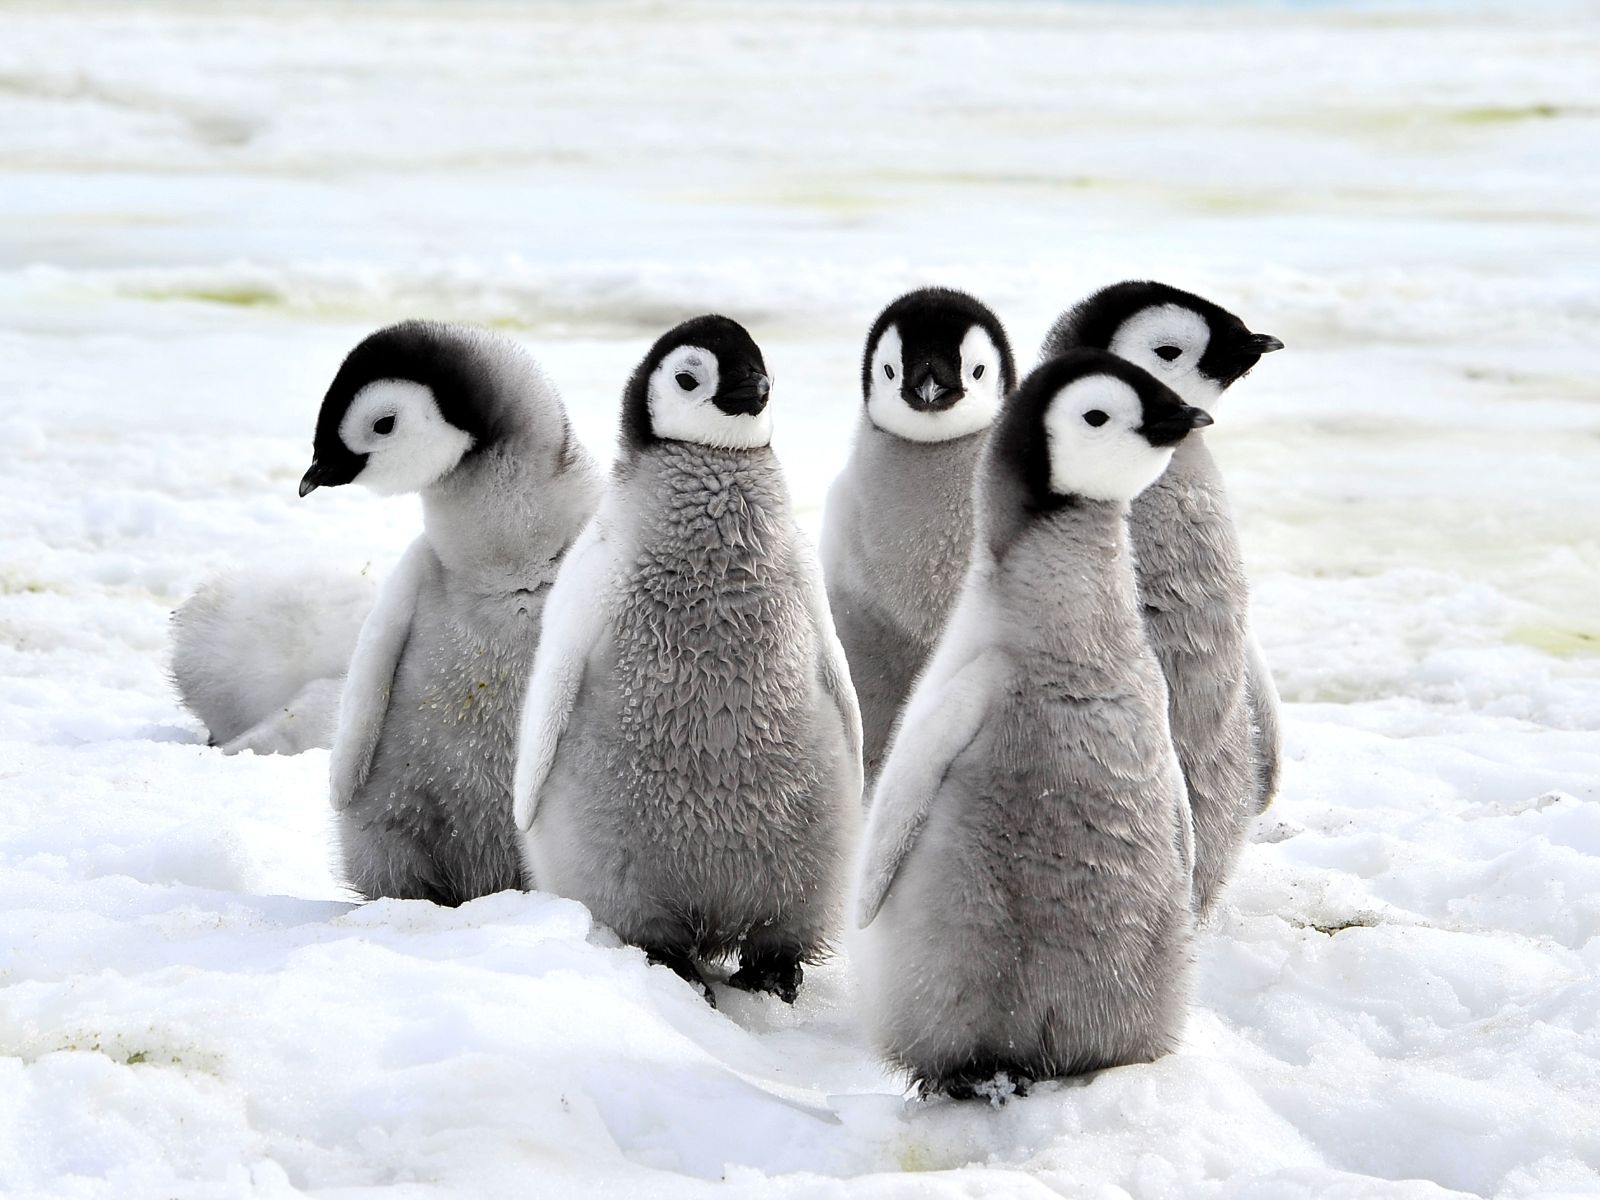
top-left (1154, 346), bottom-right (1182, 362)
top-left (883, 363), bottom-right (895, 380)
top-left (373, 415), bottom-right (396, 435)
top-left (1083, 409), bottom-right (1109, 428)
top-left (675, 372), bottom-right (697, 391)
top-left (972, 364), bottom-right (986, 379)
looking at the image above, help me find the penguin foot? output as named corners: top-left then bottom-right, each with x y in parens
top-left (934, 1068), bottom-right (1032, 1106)
top-left (727, 949), bottom-right (803, 1004)
top-left (646, 947), bottom-right (717, 1008)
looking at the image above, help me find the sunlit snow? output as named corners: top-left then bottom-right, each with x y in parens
top-left (1, 3), bottom-right (1598, 1197)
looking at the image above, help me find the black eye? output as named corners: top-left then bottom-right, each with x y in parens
top-left (1154, 346), bottom-right (1182, 362)
top-left (972, 364), bottom-right (985, 379)
top-left (884, 363), bottom-right (895, 380)
top-left (1083, 409), bottom-right (1109, 427)
top-left (675, 372), bottom-right (697, 391)
top-left (373, 415), bottom-right (395, 435)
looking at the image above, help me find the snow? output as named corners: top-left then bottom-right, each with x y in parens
top-left (2, 1), bottom-right (1599, 1197)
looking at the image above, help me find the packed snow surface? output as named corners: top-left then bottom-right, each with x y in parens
top-left (2, 2), bottom-right (1599, 1197)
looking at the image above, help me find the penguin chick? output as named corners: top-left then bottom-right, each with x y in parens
top-left (821, 287), bottom-right (1015, 787)
top-left (303, 320), bottom-right (601, 905)
top-left (171, 565), bottom-right (374, 755)
top-left (853, 349), bottom-right (1210, 1098)
top-left (515, 315), bottom-right (862, 1006)
top-left (1042, 281), bottom-right (1284, 918)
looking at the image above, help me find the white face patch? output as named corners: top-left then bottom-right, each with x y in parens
top-left (339, 380), bottom-right (475, 495)
top-left (1108, 304), bottom-right (1222, 408)
top-left (1043, 375), bottom-right (1175, 503)
top-left (865, 323), bottom-right (1003, 443)
top-left (646, 344), bottom-right (772, 449)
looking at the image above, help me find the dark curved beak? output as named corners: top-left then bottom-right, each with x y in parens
top-left (902, 363), bottom-right (964, 412)
top-left (298, 461), bottom-right (335, 497)
top-left (714, 372), bottom-right (772, 417)
top-left (1249, 333), bottom-right (1285, 354)
top-left (1142, 405), bottom-right (1214, 446)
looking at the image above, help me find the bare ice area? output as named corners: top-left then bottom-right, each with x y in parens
top-left (1, 2), bottom-right (1598, 1197)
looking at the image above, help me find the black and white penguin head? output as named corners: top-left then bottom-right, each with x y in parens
top-left (622, 314), bottom-right (773, 451)
top-left (862, 287), bottom-right (1016, 443)
top-left (1047, 281), bottom-right (1283, 409)
top-left (300, 321), bottom-right (500, 497)
top-left (991, 349), bottom-right (1214, 511)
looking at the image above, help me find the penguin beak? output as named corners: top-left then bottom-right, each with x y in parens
top-left (1141, 405), bottom-right (1214, 446)
top-left (298, 461), bottom-right (335, 497)
top-left (1249, 333), bottom-right (1285, 354)
top-left (714, 372), bottom-right (771, 417)
top-left (902, 365), bottom-right (964, 412)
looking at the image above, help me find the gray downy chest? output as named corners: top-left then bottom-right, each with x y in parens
top-left (849, 429), bottom-right (983, 644)
top-left (388, 568), bottom-right (547, 798)
top-left (1131, 443), bottom-right (1248, 648)
top-left (602, 451), bottom-right (821, 839)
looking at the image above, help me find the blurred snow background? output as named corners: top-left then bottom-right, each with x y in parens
top-left (1, 2), bottom-right (1598, 1197)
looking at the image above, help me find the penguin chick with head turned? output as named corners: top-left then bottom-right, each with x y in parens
top-left (1042, 281), bottom-right (1284, 918)
top-left (853, 349), bottom-right (1209, 1099)
top-left (514, 315), bottom-right (862, 1006)
top-left (303, 320), bottom-right (601, 904)
top-left (171, 565), bottom-right (374, 755)
top-left (821, 287), bottom-right (1015, 787)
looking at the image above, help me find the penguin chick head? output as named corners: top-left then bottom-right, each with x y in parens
top-left (1048, 280), bottom-right (1283, 409)
top-left (300, 321), bottom-right (496, 498)
top-left (623, 314), bottom-right (772, 452)
top-left (862, 287), bottom-right (1015, 443)
top-left (992, 349), bottom-right (1214, 511)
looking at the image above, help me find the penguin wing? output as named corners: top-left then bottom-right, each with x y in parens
top-left (856, 647), bottom-right (1003, 928)
top-left (1246, 633), bottom-right (1283, 813)
top-left (513, 516), bottom-right (616, 830)
top-left (793, 528), bottom-right (864, 797)
top-left (328, 541), bottom-right (433, 810)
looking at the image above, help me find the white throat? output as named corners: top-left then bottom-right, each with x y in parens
top-left (1043, 375), bottom-right (1174, 503)
top-left (340, 380), bottom-right (475, 496)
top-left (646, 344), bottom-right (772, 449)
top-left (865, 324), bottom-right (1004, 443)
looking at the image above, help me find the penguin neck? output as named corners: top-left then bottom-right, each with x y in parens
top-left (1131, 432), bottom-right (1229, 540)
top-left (421, 425), bottom-right (595, 593)
top-left (855, 413), bottom-right (989, 469)
top-left (627, 439), bottom-right (789, 552)
top-left (993, 498), bottom-right (1148, 670)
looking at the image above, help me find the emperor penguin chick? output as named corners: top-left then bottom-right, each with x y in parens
top-left (854, 350), bottom-right (1211, 1097)
top-left (1043, 281), bottom-right (1285, 918)
top-left (514, 315), bottom-right (862, 1006)
top-left (302, 320), bottom-right (601, 904)
top-left (171, 565), bottom-right (374, 755)
top-left (821, 288), bottom-right (1015, 786)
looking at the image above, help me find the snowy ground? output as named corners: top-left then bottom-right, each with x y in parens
top-left (2, 2), bottom-right (1599, 1196)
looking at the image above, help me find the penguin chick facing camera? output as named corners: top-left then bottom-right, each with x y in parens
top-left (821, 287), bottom-right (1016, 789)
top-left (1043, 281), bottom-right (1285, 919)
top-left (852, 349), bottom-right (1209, 1099)
top-left (302, 320), bottom-right (602, 905)
top-left (513, 314), bottom-right (863, 1007)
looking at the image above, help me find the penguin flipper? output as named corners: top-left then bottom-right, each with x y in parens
top-left (856, 648), bottom-right (1001, 928)
top-left (329, 541), bottom-right (432, 810)
top-left (1245, 633), bottom-right (1283, 813)
top-left (513, 517), bottom-right (616, 830)
top-left (793, 529), bottom-right (864, 802)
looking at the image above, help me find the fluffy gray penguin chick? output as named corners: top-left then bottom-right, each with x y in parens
top-left (514, 314), bottom-right (863, 1006)
top-left (302, 320), bottom-right (601, 904)
top-left (1042, 281), bottom-right (1285, 918)
top-left (170, 564), bottom-right (374, 755)
top-left (853, 349), bottom-right (1210, 1098)
top-left (821, 287), bottom-right (1015, 787)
